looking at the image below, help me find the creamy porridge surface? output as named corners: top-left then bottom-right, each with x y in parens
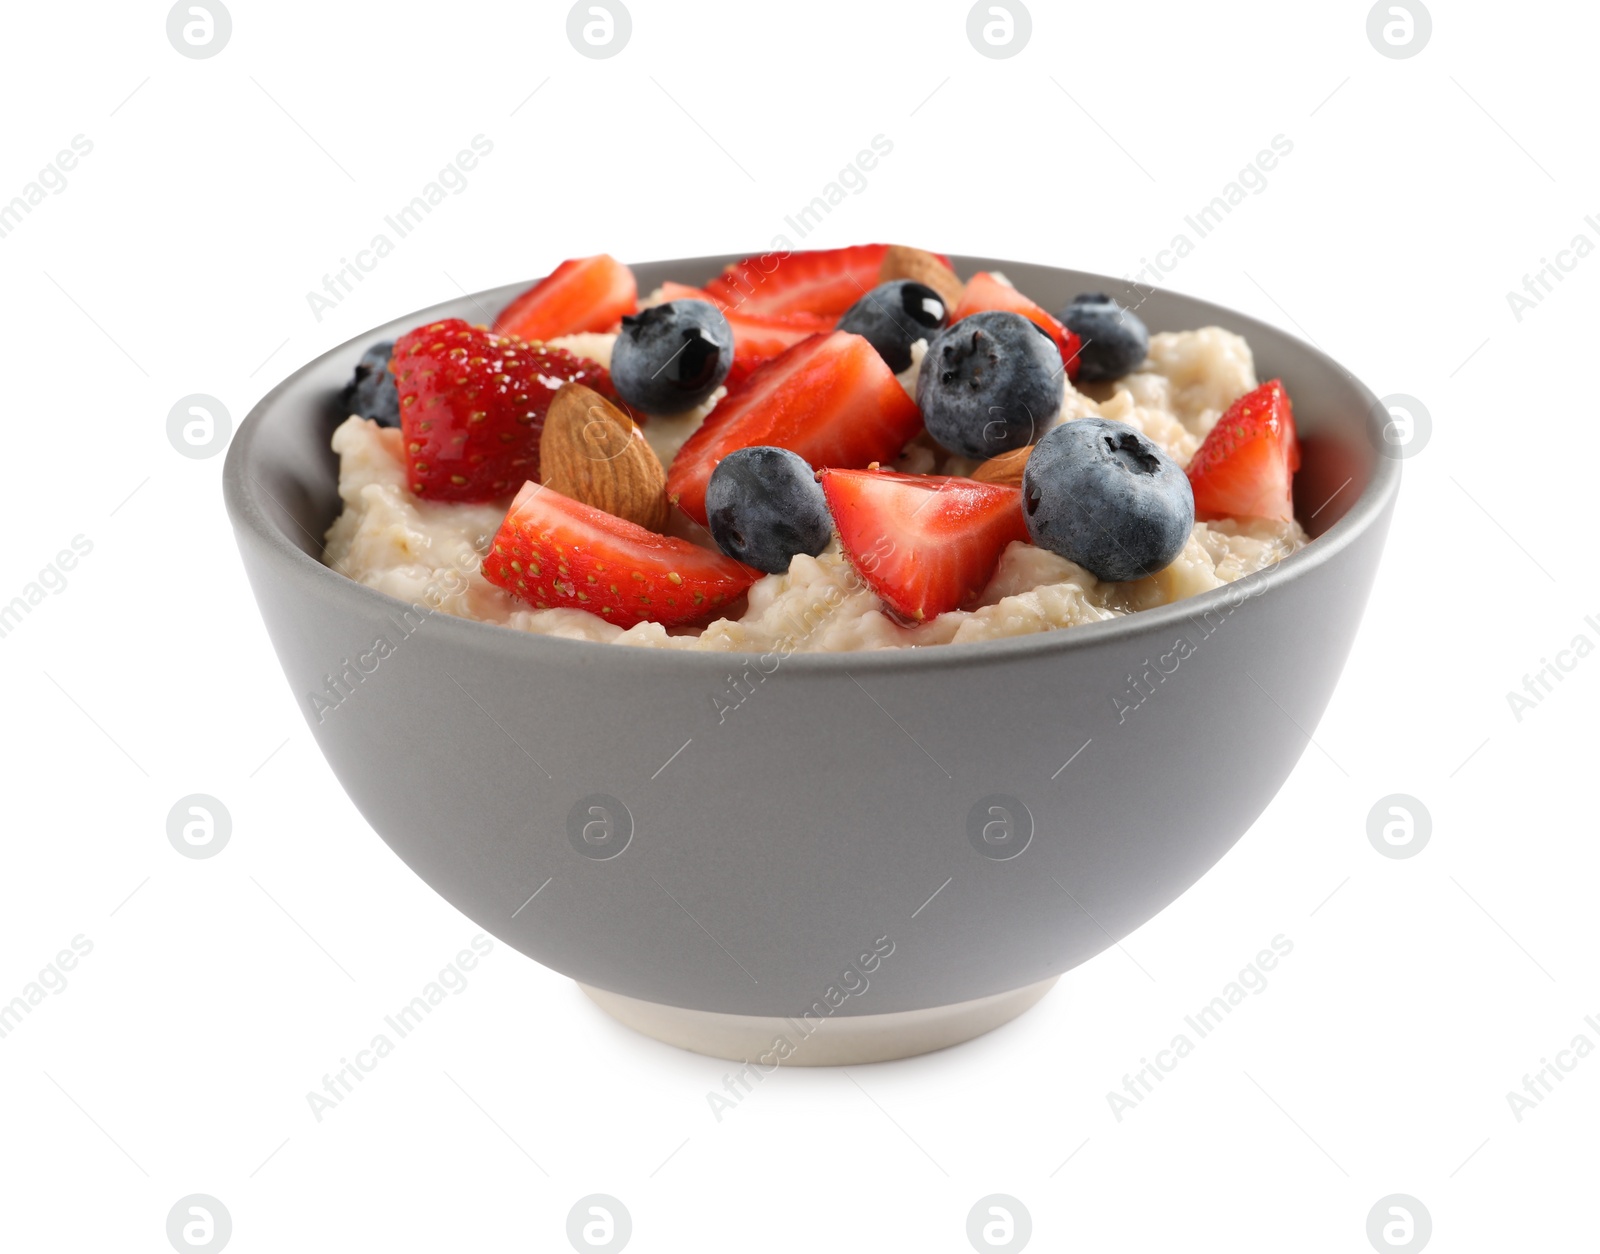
top-left (322, 328), bottom-right (1305, 652)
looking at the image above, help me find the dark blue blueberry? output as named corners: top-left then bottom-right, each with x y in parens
top-left (837, 280), bottom-right (949, 373)
top-left (916, 310), bottom-right (1064, 459)
top-left (611, 299), bottom-right (734, 415)
top-left (1021, 418), bottom-right (1193, 582)
top-left (343, 340), bottom-right (398, 426)
top-left (1059, 293), bottom-right (1149, 382)
top-left (705, 446), bottom-right (832, 575)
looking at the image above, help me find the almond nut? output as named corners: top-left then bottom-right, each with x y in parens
top-left (879, 245), bottom-right (965, 310)
top-left (970, 444), bottom-right (1034, 488)
top-left (540, 383), bottom-right (670, 531)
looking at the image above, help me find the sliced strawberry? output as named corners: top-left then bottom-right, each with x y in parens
top-left (952, 272), bottom-right (1082, 380)
top-left (819, 468), bottom-right (1029, 623)
top-left (494, 254), bottom-right (638, 342)
top-left (1186, 379), bottom-right (1300, 523)
top-left (704, 244), bottom-right (889, 319)
top-left (667, 331), bottom-right (925, 524)
top-left (659, 280), bottom-right (830, 387)
top-left (658, 279), bottom-right (724, 311)
top-left (393, 319), bottom-right (614, 502)
top-left (482, 481), bottom-right (759, 628)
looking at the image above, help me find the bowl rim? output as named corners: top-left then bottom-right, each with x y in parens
top-left (224, 254), bottom-right (1401, 675)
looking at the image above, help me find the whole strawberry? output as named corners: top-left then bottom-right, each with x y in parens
top-left (391, 318), bottom-right (615, 502)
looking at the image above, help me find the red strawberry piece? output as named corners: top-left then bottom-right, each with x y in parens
top-left (494, 254), bottom-right (638, 342)
top-left (393, 318), bottom-right (615, 503)
top-left (666, 330), bottom-right (925, 524)
top-left (658, 280), bottom-right (830, 387)
top-left (657, 279), bottom-right (724, 310)
top-left (482, 481), bottom-right (759, 629)
top-left (819, 468), bottom-right (1030, 623)
top-left (952, 271), bottom-right (1082, 380)
top-left (703, 244), bottom-right (889, 319)
top-left (1186, 379), bottom-right (1300, 523)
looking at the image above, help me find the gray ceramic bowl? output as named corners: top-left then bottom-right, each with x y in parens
top-left (225, 254), bottom-right (1398, 1062)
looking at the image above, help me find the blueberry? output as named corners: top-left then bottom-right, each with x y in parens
top-left (836, 280), bottom-right (948, 373)
top-left (1022, 418), bottom-right (1193, 582)
top-left (1059, 293), bottom-right (1149, 382)
top-left (916, 311), bottom-right (1064, 459)
top-left (611, 299), bottom-right (734, 415)
top-left (705, 446), bottom-right (832, 575)
top-left (343, 340), bottom-right (398, 426)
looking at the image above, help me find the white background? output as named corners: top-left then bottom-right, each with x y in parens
top-left (1, 1), bottom-right (1594, 1250)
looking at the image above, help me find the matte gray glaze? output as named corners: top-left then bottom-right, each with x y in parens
top-left (224, 255), bottom-right (1398, 1017)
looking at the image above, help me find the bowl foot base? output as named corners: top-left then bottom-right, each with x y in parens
top-left (577, 977), bottom-right (1059, 1065)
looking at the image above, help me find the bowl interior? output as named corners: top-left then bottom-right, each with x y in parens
top-left (236, 252), bottom-right (1395, 607)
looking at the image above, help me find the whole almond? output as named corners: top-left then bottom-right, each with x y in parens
top-left (880, 244), bottom-right (965, 310)
top-left (540, 383), bottom-right (670, 531)
top-left (970, 444), bottom-right (1034, 488)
